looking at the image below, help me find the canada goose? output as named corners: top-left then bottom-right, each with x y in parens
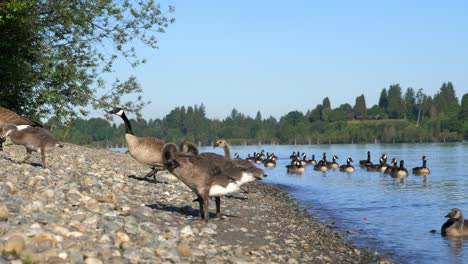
top-left (359, 151), bottom-right (372, 168)
top-left (180, 142), bottom-right (266, 190)
top-left (0, 124), bottom-right (62, 168)
top-left (300, 153), bottom-right (308, 167)
top-left (234, 153), bottom-right (241, 160)
top-left (327, 155), bottom-right (339, 170)
top-left (162, 143), bottom-right (248, 221)
top-left (384, 158), bottom-right (398, 174)
top-left (307, 154), bottom-right (317, 165)
top-left (391, 160), bottom-right (408, 178)
top-left (286, 160), bottom-right (304, 174)
top-left (378, 154), bottom-right (389, 172)
top-left (314, 158), bottom-right (328, 172)
top-left (270, 153), bottom-right (278, 161)
top-left (0, 107), bottom-right (42, 151)
top-left (108, 107), bottom-right (165, 179)
top-left (245, 153), bottom-right (256, 162)
top-left (263, 155), bottom-right (276, 168)
top-left (289, 151), bottom-right (297, 159)
top-left (339, 158), bottom-right (355, 173)
top-left (367, 154), bottom-right (386, 171)
top-left (441, 208), bottom-right (468, 237)
top-left (412, 156), bottom-right (430, 176)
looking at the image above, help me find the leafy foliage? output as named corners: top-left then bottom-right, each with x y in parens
top-left (0, 0), bottom-right (174, 123)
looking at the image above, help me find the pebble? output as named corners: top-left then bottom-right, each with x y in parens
top-left (0, 143), bottom-right (386, 263)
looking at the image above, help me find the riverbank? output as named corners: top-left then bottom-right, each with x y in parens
top-left (0, 143), bottom-right (389, 263)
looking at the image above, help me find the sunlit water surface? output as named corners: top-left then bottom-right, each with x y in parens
top-left (112, 143), bottom-right (468, 264)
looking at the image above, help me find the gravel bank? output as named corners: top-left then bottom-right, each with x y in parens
top-left (0, 143), bottom-right (389, 263)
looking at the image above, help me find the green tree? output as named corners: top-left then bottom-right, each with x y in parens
top-left (387, 84), bottom-right (405, 119)
top-left (354, 94), bottom-right (367, 119)
top-left (378, 88), bottom-right (388, 111)
top-left (0, 0), bottom-right (175, 123)
top-left (404, 87), bottom-right (417, 120)
top-left (321, 97), bottom-right (331, 121)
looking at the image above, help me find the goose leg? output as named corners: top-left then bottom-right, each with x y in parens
top-left (203, 194), bottom-right (209, 221)
top-left (143, 168), bottom-right (158, 179)
top-left (22, 149), bottom-right (32, 163)
top-left (41, 148), bottom-right (46, 168)
top-left (196, 196), bottom-right (204, 219)
top-left (215, 197), bottom-right (221, 219)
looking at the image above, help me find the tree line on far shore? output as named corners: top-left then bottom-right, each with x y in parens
top-left (45, 82), bottom-right (468, 147)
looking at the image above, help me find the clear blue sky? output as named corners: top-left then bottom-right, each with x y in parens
top-left (111, 0), bottom-right (468, 120)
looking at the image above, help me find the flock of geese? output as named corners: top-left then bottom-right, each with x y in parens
top-left (237, 149), bottom-right (430, 178)
top-left (1, 106), bottom-right (467, 234)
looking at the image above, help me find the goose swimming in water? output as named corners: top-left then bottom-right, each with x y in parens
top-left (441, 208), bottom-right (468, 237)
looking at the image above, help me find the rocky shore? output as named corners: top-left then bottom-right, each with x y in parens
top-left (0, 143), bottom-right (388, 263)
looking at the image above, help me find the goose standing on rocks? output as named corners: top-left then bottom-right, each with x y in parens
top-left (162, 143), bottom-right (250, 220)
top-left (0, 124), bottom-right (63, 168)
top-left (441, 208), bottom-right (468, 236)
top-left (182, 142), bottom-right (266, 192)
top-left (412, 156), bottom-right (430, 176)
top-left (0, 107), bottom-right (42, 151)
top-left (108, 107), bottom-right (165, 179)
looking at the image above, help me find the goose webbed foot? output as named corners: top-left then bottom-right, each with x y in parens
top-left (143, 168), bottom-right (158, 180)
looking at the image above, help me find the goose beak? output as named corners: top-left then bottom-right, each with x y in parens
top-left (445, 213), bottom-right (451, 218)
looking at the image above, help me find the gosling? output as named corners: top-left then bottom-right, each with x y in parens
top-left (0, 124), bottom-right (63, 168)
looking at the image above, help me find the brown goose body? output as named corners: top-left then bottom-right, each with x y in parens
top-left (0, 107), bottom-right (41, 151)
top-left (339, 158), bottom-right (355, 173)
top-left (412, 156), bottom-right (430, 176)
top-left (391, 160), bottom-right (408, 178)
top-left (0, 124), bottom-right (62, 168)
top-left (163, 143), bottom-right (249, 220)
top-left (286, 160), bottom-right (305, 174)
top-left (441, 208), bottom-right (468, 237)
top-left (109, 107), bottom-right (164, 178)
top-left (189, 141), bottom-right (266, 182)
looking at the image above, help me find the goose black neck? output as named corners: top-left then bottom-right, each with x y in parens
top-left (120, 112), bottom-right (134, 135)
top-left (422, 159), bottom-right (427, 168)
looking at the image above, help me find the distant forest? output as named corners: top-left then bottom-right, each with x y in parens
top-left (47, 82), bottom-right (468, 147)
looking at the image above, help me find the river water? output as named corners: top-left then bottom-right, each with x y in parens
top-left (112, 143), bottom-right (468, 263)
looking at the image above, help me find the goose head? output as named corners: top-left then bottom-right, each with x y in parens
top-left (446, 208), bottom-right (463, 220)
top-left (214, 139), bottom-right (228, 148)
top-left (108, 107), bottom-right (125, 116)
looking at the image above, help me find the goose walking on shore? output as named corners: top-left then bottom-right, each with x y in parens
top-left (108, 107), bottom-right (165, 179)
top-left (162, 143), bottom-right (252, 220)
top-left (0, 124), bottom-right (62, 168)
top-left (0, 107), bottom-right (42, 151)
